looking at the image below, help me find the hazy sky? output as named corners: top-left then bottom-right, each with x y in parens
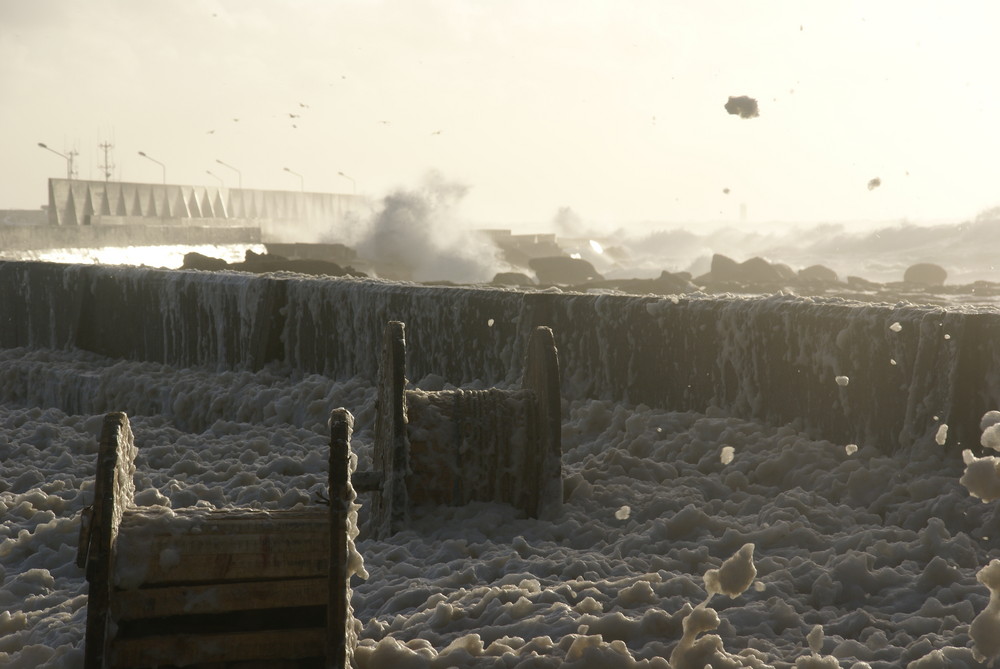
top-left (3, 0), bottom-right (998, 232)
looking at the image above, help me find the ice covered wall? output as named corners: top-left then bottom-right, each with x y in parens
top-left (3, 259), bottom-right (1000, 453)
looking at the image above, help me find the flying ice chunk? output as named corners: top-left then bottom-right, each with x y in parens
top-left (845, 444), bottom-right (858, 455)
top-left (835, 376), bottom-right (850, 387)
top-left (935, 424), bottom-right (948, 446)
top-left (971, 559), bottom-right (1000, 663)
top-left (614, 505), bottom-right (630, 521)
top-left (889, 322), bottom-right (903, 332)
top-left (720, 446), bottom-right (735, 464)
top-left (704, 543), bottom-right (756, 598)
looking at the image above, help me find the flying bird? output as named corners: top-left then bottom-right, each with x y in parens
top-left (289, 113), bottom-right (300, 118)
top-left (431, 130), bottom-right (442, 135)
top-left (299, 102), bottom-right (309, 108)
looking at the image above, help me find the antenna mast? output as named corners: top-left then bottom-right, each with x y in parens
top-left (98, 140), bottom-right (115, 181)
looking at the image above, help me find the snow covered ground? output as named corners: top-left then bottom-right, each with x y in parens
top-left (3, 345), bottom-right (1000, 667)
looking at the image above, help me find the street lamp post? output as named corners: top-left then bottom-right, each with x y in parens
top-left (216, 159), bottom-right (242, 190)
top-left (137, 151), bottom-right (166, 185)
top-left (206, 170), bottom-right (224, 188)
top-left (38, 142), bottom-right (77, 179)
top-left (337, 171), bottom-right (356, 195)
top-left (283, 167), bottom-right (304, 192)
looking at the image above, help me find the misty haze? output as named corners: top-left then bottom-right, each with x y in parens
top-left (4, 3), bottom-right (1000, 668)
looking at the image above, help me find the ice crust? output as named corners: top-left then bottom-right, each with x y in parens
top-left (3, 350), bottom-right (1000, 667)
top-left (4, 261), bottom-right (1000, 455)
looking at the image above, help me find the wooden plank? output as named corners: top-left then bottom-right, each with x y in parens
top-left (115, 509), bottom-right (332, 584)
top-left (112, 578), bottom-right (327, 620)
top-left (327, 408), bottom-right (352, 668)
top-left (110, 628), bottom-right (325, 668)
top-left (114, 545), bottom-right (329, 585)
top-left (351, 470), bottom-right (383, 493)
top-left (84, 412), bottom-right (137, 669)
top-left (120, 507), bottom-right (327, 533)
top-left (117, 524), bottom-right (328, 556)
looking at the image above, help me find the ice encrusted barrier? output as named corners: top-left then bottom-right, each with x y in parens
top-left (3, 260), bottom-right (1000, 452)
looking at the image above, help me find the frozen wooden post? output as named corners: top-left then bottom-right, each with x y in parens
top-left (370, 320), bottom-right (410, 538)
top-left (79, 412), bottom-right (136, 669)
top-left (79, 409), bottom-right (359, 668)
top-left (327, 408), bottom-right (353, 668)
top-left (367, 321), bottom-right (562, 538)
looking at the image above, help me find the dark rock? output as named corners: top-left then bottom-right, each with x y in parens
top-left (492, 272), bottom-right (535, 287)
top-left (739, 257), bottom-right (785, 283)
top-left (710, 254), bottom-right (741, 281)
top-left (903, 263), bottom-right (947, 286)
top-left (529, 256), bottom-right (603, 285)
top-left (175, 249), bottom-right (367, 278)
top-left (799, 265), bottom-right (839, 283)
top-left (702, 254), bottom-right (785, 284)
top-left (581, 270), bottom-right (695, 296)
top-left (183, 252), bottom-right (229, 271)
top-left (773, 263), bottom-right (796, 281)
top-left (846, 276), bottom-right (881, 291)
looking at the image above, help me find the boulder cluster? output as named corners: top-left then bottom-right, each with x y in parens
top-left (183, 250), bottom-right (366, 278)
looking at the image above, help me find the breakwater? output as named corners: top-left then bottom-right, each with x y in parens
top-left (0, 224), bottom-right (259, 251)
top-left (1, 260), bottom-right (997, 452)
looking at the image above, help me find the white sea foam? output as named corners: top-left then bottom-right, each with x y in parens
top-left (1, 350), bottom-right (999, 667)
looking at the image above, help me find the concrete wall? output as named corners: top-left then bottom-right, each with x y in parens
top-left (2, 259), bottom-right (999, 453)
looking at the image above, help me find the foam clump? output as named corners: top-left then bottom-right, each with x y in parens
top-left (794, 625), bottom-right (838, 668)
top-left (961, 450), bottom-right (1000, 502)
top-left (704, 543), bottom-right (756, 599)
top-left (980, 410), bottom-right (1000, 452)
top-left (670, 545), bottom-right (767, 669)
top-left (971, 559), bottom-right (1000, 664)
top-left (906, 647), bottom-right (983, 668)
